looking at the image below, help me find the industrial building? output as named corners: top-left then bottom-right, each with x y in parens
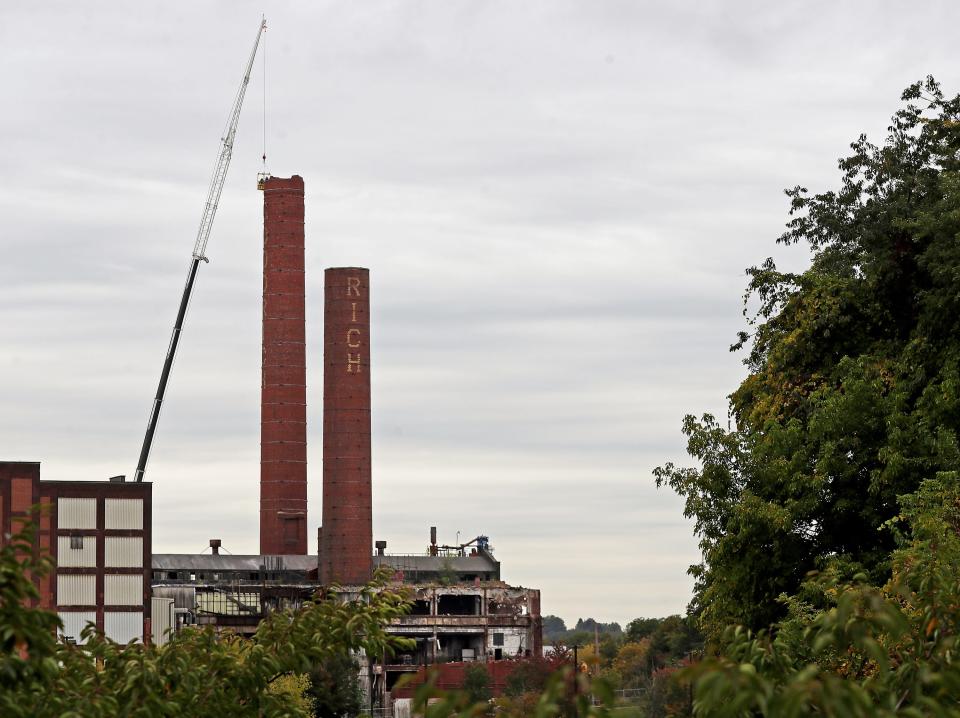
top-left (0, 461), bottom-right (152, 644)
top-left (149, 174), bottom-right (543, 710)
top-left (1, 172), bottom-right (541, 714)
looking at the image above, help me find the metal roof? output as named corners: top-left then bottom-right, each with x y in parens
top-left (373, 554), bottom-right (498, 572)
top-left (152, 554), bottom-right (317, 571)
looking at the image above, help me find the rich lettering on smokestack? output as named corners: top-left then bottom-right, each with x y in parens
top-left (320, 268), bottom-right (373, 584)
top-left (260, 175), bottom-right (308, 555)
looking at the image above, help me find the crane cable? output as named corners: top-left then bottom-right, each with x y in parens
top-left (261, 16), bottom-right (268, 174)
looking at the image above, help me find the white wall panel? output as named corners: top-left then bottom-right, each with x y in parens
top-left (487, 628), bottom-right (526, 655)
top-left (104, 574), bottom-right (142, 606)
top-left (57, 536), bottom-right (96, 567)
top-left (105, 537), bottom-right (142, 567)
top-left (57, 498), bottom-right (96, 529)
top-left (57, 574), bottom-right (95, 606)
top-left (151, 597), bottom-right (175, 646)
top-left (59, 611), bottom-right (96, 644)
top-left (104, 611), bottom-right (143, 644)
top-left (104, 499), bottom-right (143, 530)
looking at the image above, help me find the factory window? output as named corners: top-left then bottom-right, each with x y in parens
top-left (249, 572), bottom-right (258, 580)
top-left (437, 595), bottom-right (480, 616)
top-left (167, 572), bottom-right (177, 580)
top-left (70, 535), bottom-right (84, 550)
top-left (190, 573), bottom-right (196, 581)
top-left (410, 600), bottom-right (431, 616)
top-left (493, 633), bottom-right (504, 647)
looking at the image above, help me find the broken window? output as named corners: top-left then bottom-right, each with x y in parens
top-left (410, 600), bottom-right (431, 615)
top-left (437, 594), bottom-right (480, 616)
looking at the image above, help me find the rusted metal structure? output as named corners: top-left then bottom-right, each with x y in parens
top-left (259, 175), bottom-right (308, 555)
top-left (379, 584), bottom-right (542, 703)
top-left (150, 531), bottom-right (543, 712)
top-left (152, 553), bottom-right (317, 634)
top-left (319, 268), bottom-right (373, 585)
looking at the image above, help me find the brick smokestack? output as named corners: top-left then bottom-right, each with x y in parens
top-left (320, 268), bottom-right (372, 584)
top-left (260, 175), bottom-right (307, 555)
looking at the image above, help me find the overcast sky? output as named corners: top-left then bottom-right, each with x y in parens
top-left (3, 1), bottom-right (959, 627)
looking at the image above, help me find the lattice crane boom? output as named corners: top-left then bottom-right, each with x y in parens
top-left (134, 18), bottom-right (266, 483)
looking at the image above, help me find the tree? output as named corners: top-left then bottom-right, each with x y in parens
top-left (688, 472), bottom-right (960, 716)
top-left (505, 657), bottom-right (559, 697)
top-left (574, 618), bottom-right (622, 635)
top-left (462, 663), bottom-right (492, 705)
top-left (647, 616), bottom-right (701, 668)
top-left (613, 640), bottom-right (652, 689)
top-left (0, 518), bottom-right (413, 718)
top-left (625, 617), bottom-right (661, 643)
top-left (655, 76), bottom-right (960, 639)
top-left (307, 651), bottom-right (363, 718)
top-left (542, 615), bottom-right (568, 639)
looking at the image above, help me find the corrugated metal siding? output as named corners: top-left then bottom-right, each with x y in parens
top-left (152, 585), bottom-right (197, 610)
top-left (105, 537), bottom-right (143, 567)
top-left (104, 498), bottom-right (143, 530)
top-left (104, 574), bottom-right (142, 606)
top-left (104, 611), bottom-right (143, 644)
top-left (57, 574), bottom-right (95, 606)
top-left (59, 611), bottom-right (96, 644)
top-left (57, 536), bottom-right (97, 567)
top-left (151, 597), bottom-right (175, 646)
top-left (57, 498), bottom-right (96, 529)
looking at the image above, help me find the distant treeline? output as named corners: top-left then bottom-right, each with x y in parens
top-left (542, 616), bottom-right (622, 644)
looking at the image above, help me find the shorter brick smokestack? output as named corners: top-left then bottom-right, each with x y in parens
top-left (320, 268), bottom-right (372, 585)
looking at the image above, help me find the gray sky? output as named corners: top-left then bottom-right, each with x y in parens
top-left (3, 1), bottom-right (958, 628)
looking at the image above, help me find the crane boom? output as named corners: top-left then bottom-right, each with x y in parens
top-left (134, 18), bottom-right (266, 483)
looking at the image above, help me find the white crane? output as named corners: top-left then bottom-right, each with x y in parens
top-left (134, 18), bottom-right (267, 482)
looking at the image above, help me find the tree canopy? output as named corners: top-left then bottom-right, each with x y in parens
top-left (656, 76), bottom-right (960, 640)
top-left (690, 472), bottom-right (960, 716)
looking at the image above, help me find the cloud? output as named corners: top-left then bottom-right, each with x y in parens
top-left (3, 0), bottom-right (960, 625)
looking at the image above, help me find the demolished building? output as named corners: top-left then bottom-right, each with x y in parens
top-left (147, 175), bottom-right (542, 710)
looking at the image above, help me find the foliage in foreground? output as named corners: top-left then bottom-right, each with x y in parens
top-left (688, 473), bottom-right (960, 716)
top-left (410, 666), bottom-right (644, 718)
top-left (0, 522), bottom-right (412, 718)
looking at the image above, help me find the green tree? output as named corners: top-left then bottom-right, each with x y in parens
top-left (505, 657), bottom-right (558, 697)
top-left (648, 615), bottom-right (701, 668)
top-left (625, 617), bottom-right (661, 643)
top-left (656, 76), bottom-right (960, 639)
top-left (462, 663), bottom-right (492, 705)
top-left (542, 615), bottom-right (568, 640)
top-left (613, 640), bottom-right (652, 688)
top-left (307, 651), bottom-right (363, 718)
top-left (688, 472), bottom-right (960, 716)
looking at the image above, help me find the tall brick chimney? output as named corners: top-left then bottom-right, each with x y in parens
top-left (260, 175), bottom-right (307, 555)
top-left (320, 267), bottom-right (373, 584)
